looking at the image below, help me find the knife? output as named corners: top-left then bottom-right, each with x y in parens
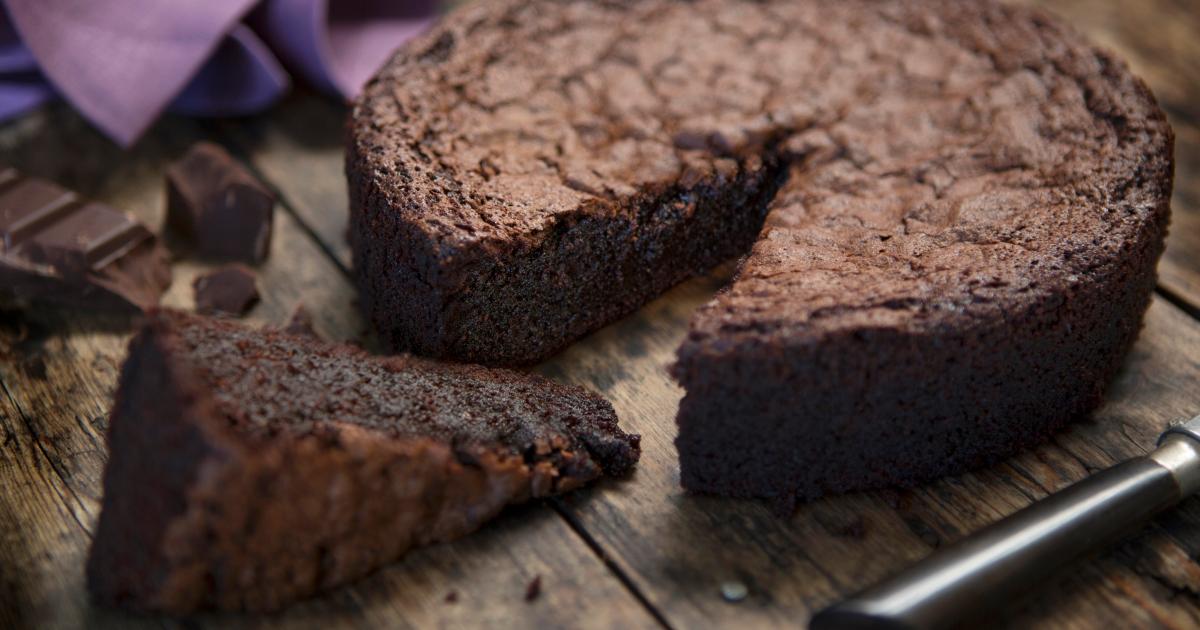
top-left (810, 414), bottom-right (1200, 630)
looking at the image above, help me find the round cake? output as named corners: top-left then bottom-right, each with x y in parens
top-left (347, 0), bottom-right (1173, 507)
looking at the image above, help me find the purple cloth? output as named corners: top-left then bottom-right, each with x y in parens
top-left (0, 8), bottom-right (50, 119)
top-left (0, 0), bottom-right (439, 146)
top-left (256, 0), bottom-right (438, 98)
top-left (172, 24), bottom-right (290, 117)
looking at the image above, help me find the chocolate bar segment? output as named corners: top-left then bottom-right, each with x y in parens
top-left (0, 174), bottom-right (80, 251)
top-left (0, 169), bottom-right (171, 313)
top-left (166, 142), bottom-right (274, 264)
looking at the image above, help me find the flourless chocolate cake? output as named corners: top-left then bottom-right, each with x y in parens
top-left (87, 310), bottom-right (639, 612)
top-left (347, 0), bottom-right (1173, 507)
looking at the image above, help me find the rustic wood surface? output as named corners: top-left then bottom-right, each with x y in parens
top-left (1, 1), bottom-right (1199, 628)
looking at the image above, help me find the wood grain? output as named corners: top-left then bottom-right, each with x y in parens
top-left (1158, 119), bottom-right (1200, 312)
top-left (0, 104), bottom-right (657, 629)
top-left (0, 361), bottom-right (147, 630)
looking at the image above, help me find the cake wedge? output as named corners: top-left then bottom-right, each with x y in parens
top-left (87, 309), bottom-right (639, 613)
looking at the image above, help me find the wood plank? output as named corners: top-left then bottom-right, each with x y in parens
top-left (1028, 0), bottom-right (1200, 310)
top-left (0, 104), bottom-right (658, 629)
top-left (0, 366), bottom-right (151, 630)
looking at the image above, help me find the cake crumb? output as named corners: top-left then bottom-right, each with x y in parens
top-left (524, 575), bottom-right (542, 602)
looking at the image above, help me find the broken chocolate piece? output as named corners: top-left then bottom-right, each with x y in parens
top-left (0, 168), bottom-right (171, 313)
top-left (166, 142), bottom-right (274, 264)
top-left (193, 264), bottom-right (259, 316)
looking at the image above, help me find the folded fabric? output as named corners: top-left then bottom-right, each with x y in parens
top-left (171, 24), bottom-right (291, 118)
top-left (0, 0), bottom-right (439, 146)
top-left (0, 8), bottom-right (51, 120)
top-left (255, 0), bottom-right (438, 99)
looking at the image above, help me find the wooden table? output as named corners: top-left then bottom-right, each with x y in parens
top-left (2, 1), bottom-right (1198, 627)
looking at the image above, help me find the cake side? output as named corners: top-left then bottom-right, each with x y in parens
top-left (673, 198), bottom-right (1166, 509)
top-left (87, 311), bottom-right (639, 612)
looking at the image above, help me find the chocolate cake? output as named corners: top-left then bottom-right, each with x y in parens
top-left (347, 0), bottom-right (1172, 506)
top-left (87, 310), bottom-right (639, 612)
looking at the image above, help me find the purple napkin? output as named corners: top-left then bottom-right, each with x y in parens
top-left (0, 0), bottom-right (439, 146)
top-left (0, 9), bottom-right (52, 120)
top-left (256, 0), bottom-right (438, 99)
top-left (171, 24), bottom-right (290, 118)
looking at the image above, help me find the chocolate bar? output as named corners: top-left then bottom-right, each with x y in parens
top-left (0, 168), bottom-right (172, 313)
top-left (166, 142), bottom-right (274, 264)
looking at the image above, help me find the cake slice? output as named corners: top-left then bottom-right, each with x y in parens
top-left (86, 310), bottom-right (639, 613)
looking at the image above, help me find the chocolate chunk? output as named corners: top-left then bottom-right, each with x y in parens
top-left (166, 142), bottom-right (274, 264)
top-left (0, 168), bottom-right (171, 313)
top-left (193, 264), bottom-right (259, 316)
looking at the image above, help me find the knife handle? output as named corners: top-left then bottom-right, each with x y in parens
top-left (810, 432), bottom-right (1200, 630)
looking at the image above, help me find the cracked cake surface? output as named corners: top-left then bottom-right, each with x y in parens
top-left (347, 0), bottom-right (1172, 505)
top-left (87, 310), bottom-right (639, 612)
